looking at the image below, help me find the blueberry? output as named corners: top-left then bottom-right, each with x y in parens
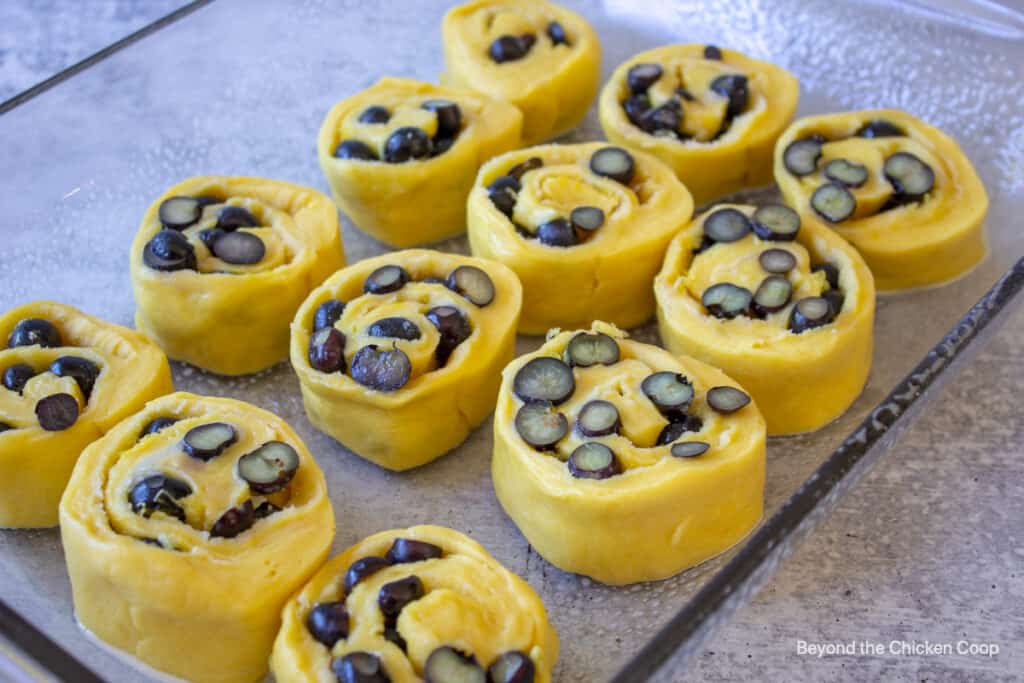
top-left (2, 363), bottom-right (35, 393)
top-left (358, 105), bottom-right (391, 124)
top-left (210, 500), bottom-right (255, 538)
top-left (313, 299), bottom-right (346, 331)
top-left (49, 356), bottom-right (100, 398)
top-left (7, 318), bottom-right (62, 349)
top-left (306, 601), bottom-right (349, 648)
top-left (335, 140), bottom-right (378, 160)
top-left (143, 229), bottom-right (197, 272)
top-left (384, 127), bottom-right (432, 163)
top-left (128, 474), bottom-right (191, 521)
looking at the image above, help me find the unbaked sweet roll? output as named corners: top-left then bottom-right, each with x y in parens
top-left (598, 44), bottom-right (799, 205)
top-left (0, 302), bottom-right (171, 528)
top-left (774, 109), bottom-right (988, 290)
top-left (442, 0), bottom-right (600, 145)
top-left (318, 77), bottom-right (522, 247)
top-left (59, 392), bottom-right (335, 683)
top-left (291, 250), bottom-right (522, 471)
top-left (467, 143), bottom-right (693, 333)
top-left (130, 176), bottom-right (345, 375)
top-left (492, 323), bottom-right (766, 585)
top-left (271, 525), bottom-right (559, 683)
top-left (654, 203), bottom-right (874, 435)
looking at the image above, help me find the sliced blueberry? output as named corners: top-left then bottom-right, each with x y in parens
top-left (883, 152), bottom-right (934, 197)
top-left (810, 182), bottom-right (856, 223)
top-left (703, 208), bottom-right (751, 243)
top-left (710, 74), bottom-right (748, 118)
top-left (513, 357), bottom-right (574, 405)
top-left (627, 63), bottom-right (662, 94)
top-left (313, 299), bottom-right (346, 331)
top-left (344, 556), bottom-right (391, 594)
top-left (332, 652), bottom-right (390, 683)
top-left (752, 275), bottom-right (793, 316)
top-left (212, 231), bottom-right (265, 265)
top-left (237, 441), bottom-right (299, 494)
top-left (856, 119), bottom-right (904, 138)
top-left (2, 363), bottom-right (35, 393)
top-left (49, 356), bottom-right (100, 399)
top-left (487, 175), bottom-right (520, 217)
top-left (143, 229), bottom-right (197, 272)
top-left (640, 102), bottom-right (681, 135)
top-left (813, 263), bottom-right (841, 290)
top-left (576, 400), bottom-right (620, 437)
top-left (385, 127), bottom-right (432, 163)
top-left (364, 265), bottom-right (411, 295)
top-left (183, 422), bottom-right (237, 460)
top-left (358, 105), bottom-right (390, 124)
top-left (564, 331), bottom-right (619, 367)
top-left (351, 345), bottom-right (411, 391)
top-left (703, 45), bottom-right (723, 60)
top-left (158, 196), bottom-right (203, 230)
top-left (507, 157), bottom-right (543, 180)
top-left (547, 21), bottom-right (569, 46)
top-left (824, 288), bottom-right (845, 315)
top-left (253, 501), bottom-right (280, 519)
top-left (824, 158), bottom-right (869, 188)
top-left (216, 206), bottom-right (259, 230)
top-left (306, 601), bottom-right (349, 648)
top-left (446, 266), bottom-right (495, 306)
top-left (514, 400), bottom-right (568, 449)
top-left (789, 296), bottom-right (834, 333)
top-left (570, 206), bottom-right (604, 232)
top-left (707, 386), bottom-right (751, 414)
top-left (426, 306), bottom-right (472, 365)
top-left (656, 415), bottom-right (704, 445)
top-left (128, 474), bottom-right (191, 521)
top-left (568, 442), bottom-right (621, 479)
top-left (782, 138), bottom-right (823, 177)
top-left (536, 219), bottom-right (577, 247)
top-left (309, 327), bottom-right (346, 373)
top-left (759, 248), bottom-right (796, 274)
top-left (489, 35), bottom-right (529, 63)
top-left (701, 282), bottom-right (753, 319)
top-left (422, 100), bottom-right (462, 139)
top-left (487, 651), bottom-right (535, 683)
top-left (425, 647), bottom-right (485, 683)
top-left (751, 204), bottom-right (800, 241)
top-left (590, 147), bottom-right (635, 185)
top-left (335, 140), bottom-right (378, 160)
top-left (378, 575), bottom-right (424, 619)
top-left (368, 317), bottom-right (421, 341)
top-left (671, 441), bottom-right (710, 458)
top-left (642, 372), bottom-right (694, 414)
top-left (623, 94), bottom-right (652, 127)
top-left (35, 393), bottom-right (79, 431)
top-left (386, 538), bottom-right (443, 564)
top-left (210, 500), bottom-right (255, 538)
top-left (7, 318), bottom-right (61, 349)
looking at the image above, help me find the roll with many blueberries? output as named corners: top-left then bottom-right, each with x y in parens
top-left (292, 250), bottom-right (522, 471)
top-left (59, 392), bottom-right (335, 683)
top-left (318, 77), bottom-right (523, 247)
top-left (598, 44), bottom-right (799, 206)
top-left (492, 323), bottom-right (766, 585)
top-left (0, 302), bottom-right (171, 528)
top-left (467, 143), bottom-right (693, 334)
top-left (774, 109), bottom-right (988, 290)
top-left (654, 203), bottom-right (875, 435)
top-left (130, 176), bottom-right (345, 375)
top-left (442, 0), bottom-right (600, 145)
top-left (271, 525), bottom-right (559, 683)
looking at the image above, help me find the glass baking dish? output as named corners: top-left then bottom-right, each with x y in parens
top-left (0, 0), bottom-right (1022, 680)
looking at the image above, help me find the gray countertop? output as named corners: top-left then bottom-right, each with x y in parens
top-left (1, 1), bottom-right (1021, 681)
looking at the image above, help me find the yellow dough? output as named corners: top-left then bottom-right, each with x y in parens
top-left (655, 204), bottom-right (875, 435)
top-left (59, 392), bottom-right (335, 683)
top-left (492, 323), bottom-right (766, 585)
top-left (0, 302), bottom-right (171, 528)
top-left (442, 0), bottom-right (600, 145)
top-left (774, 109), bottom-right (988, 290)
top-left (291, 250), bottom-right (522, 471)
top-left (271, 525), bottom-right (559, 683)
top-left (467, 142), bottom-right (694, 334)
top-left (318, 77), bottom-right (522, 247)
top-left (598, 44), bottom-right (799, 206)
top-left (130, 176), bottom-right (345, 375)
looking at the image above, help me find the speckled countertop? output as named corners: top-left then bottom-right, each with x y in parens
top-left (1, 1), bottom-right (1021, 681)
